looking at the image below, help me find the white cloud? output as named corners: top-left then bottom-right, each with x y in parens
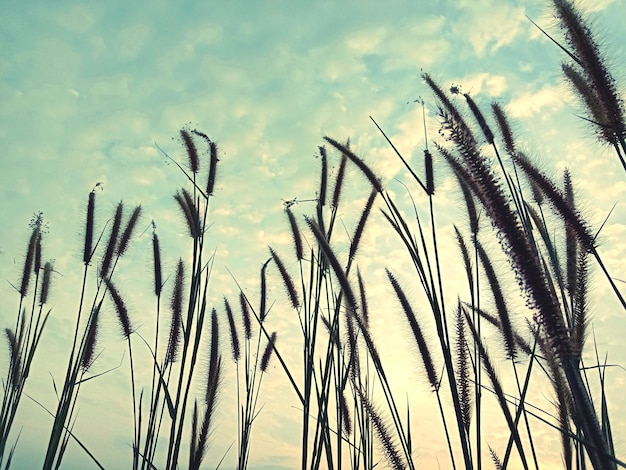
top-left (452, 5), bottom-right (527, 56)
top-left (453, 72), bottom-right (508, 97)
top-left (506, 84), bottom-right (564, 118)
top-left (345, 26), bottom-right (387, 55)
top-left (118, 23), bottom-right (151, 58)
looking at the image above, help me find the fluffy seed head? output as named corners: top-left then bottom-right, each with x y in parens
top-left (81, 305), bottom-right (100, 371)
top-left (553, 0), bottom-right (625, 143)
top-left (354, 387), bottom-right (406, 470)
top-left (83, 190), bottom-right (96, 264)
top-left (100, 202), bottom-right (124, 279)
top-left (349, 188), bottom-right (377, 260)
top-left (116, 205), bottom-right (142, 257)
top-left (224, 297), bottom-right (240, 362)
top-left (339, 390), bottom-right (352, 435)
top-left (5, 328), bottom-right (20, 388)
top-left (152, 231), bottom-right (162, 297)
top-left (513, 152), bottom-right (595, 252)
top-left (20, 227), bottom-right (40, 297)
top-left (424, 149), bottom-right (435, 195)
top-left (476, 240), bottom-right (517, 360)
top-left (285, 207), bottom-right (303, 261)
top-left (34, 229), bottom-right (42, 274)
top-left (332, 155), bottom-right (347, 209)
top-left (106, 280), bottom-right (132, 338)
top-left (207, 308), bottom-right (220, 400)
top-left (166, 260), bottom-right (185, 364)
top-left (270, 247), bottom-right (300, 309)
top-left (357, 269), bottom-right (369, 328)
top-left (181, 128), bottom-right (199, 173)
top-left (318, 146), bottom-right (328, 206)
top-left (386, 269), bottom-right (438, 389)
top-left (240, 291), bottom-right (252, 340)
top-left (324, 137), bottom-right (383, 193)
top-left (492, 102), bottom-right (516, 154)
top-left (39, 261), bottom-right (53, 305)
top-left (455, 304), bottom-right (472, 432)
top-left (260, 332), bottom-right (277, 372)
top-left (464, 93), bottom-right (494, 144)
top-left (260, 259), bottom-right (270, 322)
top-left (207, 141), bottom-right (218, 196)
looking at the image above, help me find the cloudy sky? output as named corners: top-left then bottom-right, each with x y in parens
top-left (1, 0), bottom-right (625, 468)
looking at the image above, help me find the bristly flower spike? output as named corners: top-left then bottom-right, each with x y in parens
top-left (224, 297), bottom-right (240, 362)
top-left (260, 332), bottom-right (277, 372)
top-left (181, 128), bottom-right (199, 174)
top-left (117, 205), bottom-right (142, 257)
top-left (83, 190), bottom-right (96, 264)
top-left (100, 202), bottom-right (124, 279)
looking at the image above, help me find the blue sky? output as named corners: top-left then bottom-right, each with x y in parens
top-left (1, 0), bottom-right (625, 468)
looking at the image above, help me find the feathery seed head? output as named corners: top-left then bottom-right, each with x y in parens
top-left (83, 190), bottom-right (96, 264)
top-left (492, 102), bottom-right (516, 154)
top-left (207, 308), bottom-right (220, 399)
top-left (39, 261), bottom-right (53, 305)
top-left (424, 150), bottom-right (435, 195)
top-left (318, 146), bottom-right (328, 206)
top-left (269, 247), bottom-right (300, 309)
top-left (464, 93), bottom-right (494, 145)
top-left (5, 328), bottom-right (20, 388)
top-left (152, 230), bottom-right (163, 297)
top-left (386, 269), bottom-right (438, 389)
top-left (339, 390), bottom-right (352, 436)
top-left (349, 188), bottom-right (378, 260)
top-left (455, 304), bottom-right (472, 432)
top-left (260, 258), bottom-right (271, 322)
top-left (100, 202), bottom-right (124, 279)
top-left (116, 205), bottom-right (142, 257)
top-left (224, 297), bottom-right (240, 362)
top-left (332, 155), bottom-right (348, 209)
top-left (174, 189), bottom-right (200, 238)
top-left (354, 387), bottom-right (406, 470)
top-left (356, 269), bottom-right (369, 328)
top-left (285, 207), bottom-right (304, 261)
top-left (181, 128), bottom-right (199, 174)
top-left (513, 152), bottom-right (595, 252)
top-left (34, 229), bottom-right (42, 274)
top-left (81, 305), bottom-right (101, 371)
top-left (106, 280), bottom-right (132, 338)
top-left (324, 137), bottom-right (383, 194)
top-left (207, 141), bottom-right (218, 196)
top-left (239, 291), bottom-right (252, 340)
top-left (554, 0), bottom-right (626, 143)
top-left (166, 259), bottom-right (185, 364)
top-left (260, 332), bottom-right (277, 372)
top-left (20, 226), bottom-right (40, 297)
top-left (476, 240), bottom-right (517, 360)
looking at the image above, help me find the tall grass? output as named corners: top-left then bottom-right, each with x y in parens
top-left (1, 0), bottom-right (625, 468)
top-left (1, 214), bottom-right (52, 467)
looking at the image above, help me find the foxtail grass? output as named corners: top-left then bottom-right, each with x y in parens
top-left (3, 4), bottom-right (626, 466)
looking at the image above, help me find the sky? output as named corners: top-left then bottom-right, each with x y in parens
top-left (1, 0), bottom-right (626, 468)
